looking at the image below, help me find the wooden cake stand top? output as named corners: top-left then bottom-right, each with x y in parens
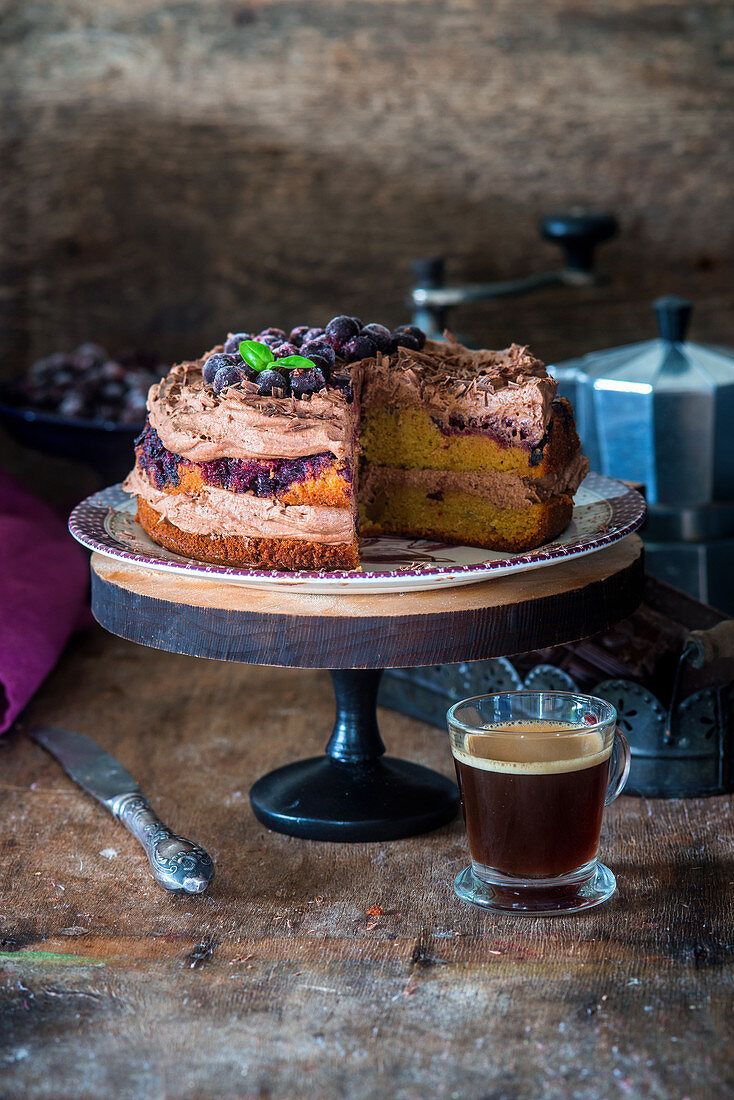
top-left (91, 534), bottom-right (643, 669)
top-left (91, 536), bottom-right (644, 840)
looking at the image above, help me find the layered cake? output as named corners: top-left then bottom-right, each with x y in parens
top-left (124, 318), bottom-right (588, 570)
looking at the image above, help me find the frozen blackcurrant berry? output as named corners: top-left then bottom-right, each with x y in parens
top-left (290, 367), bottom-right (326, 397)
top-left (259, 369), bottom-right (289, 396)
top-left (120, 391), bottom-right (148, 423)
top-left (325, 315), bottom-right (360, 351)
top-left (392, 325), bottom-right (426, 350)
top-left (203, 352), bottom-right (239, 384)
top-left (125, 373), bottom-right (150, 396)
top-left (257, 369), bottom-right (290, 396)
top-left (254, 334), bottom-right (282, 349)
top-left (343, 335), bottom-right (377, 362)
top-left (349, 316), bottom-right (362, 329)
top-left (228, 356), bottom-right (259, 383)
top-left (73, 343), bottom-right (107, 371)
top-left (257, 327), bottom-right (286, 342)
top-left (306, 353), bottom-right (332, 379)
top-left (224, 332), bottom-right (252, 354)
top-left (302, 327), bottom-right (325, 344)
top-left (58, 392), bottom-right (87, 419)
top-left (49, 368), bottom-right (75, 388)
top-left (273, 342), bottom-right (300, 359)
top-left (28, 352), bottom-right (70, 382)
top-left (289, 326), bottom-right (311, 347)
top-left (212, 365), bottom-right (245, 394)
top-left (360, 323), bottom-right (392, 353)
top-left (392, 333), bottom-right (420, 352)
top-left (300, 340), bottom-right (335, 367)
top-left (101, 360), bottom-right (127, 382)
top-left (102, 380), bottom-right (126, 401)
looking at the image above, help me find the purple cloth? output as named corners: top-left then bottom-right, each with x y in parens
top-left (0, 474), bottom-right (89, 732)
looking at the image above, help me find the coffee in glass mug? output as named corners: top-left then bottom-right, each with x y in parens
top-left (447, 692), bottom-right (630, 915)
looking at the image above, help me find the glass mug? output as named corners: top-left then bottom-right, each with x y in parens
top-left (447, 691), bottom-right (630, 915)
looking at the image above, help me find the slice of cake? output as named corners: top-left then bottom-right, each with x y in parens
top-left (123, 318), bottom-right (588, 570)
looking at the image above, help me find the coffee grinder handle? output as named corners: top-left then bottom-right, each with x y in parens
top-left (605, 728), bottom-right (631, 805)
top-left (685, 621), bottom-right (734, 668)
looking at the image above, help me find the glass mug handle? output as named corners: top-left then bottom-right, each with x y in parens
top-left (605, 727), bottom-right (631, 805)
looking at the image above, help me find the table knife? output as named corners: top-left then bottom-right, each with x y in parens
top-left (29, 726), bottom-right (214, 894)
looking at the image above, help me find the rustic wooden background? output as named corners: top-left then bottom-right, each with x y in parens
top-left (2, 0), bottom-right (734, 383)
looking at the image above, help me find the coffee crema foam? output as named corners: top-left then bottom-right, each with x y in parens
top-left (451, 720), bottom-right (612, 776)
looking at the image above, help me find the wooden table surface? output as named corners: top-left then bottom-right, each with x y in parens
top-left (1, 625), bottom-right (732, 1100)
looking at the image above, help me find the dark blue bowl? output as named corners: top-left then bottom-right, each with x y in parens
top-left (0, 389), bottom-right (139, 484)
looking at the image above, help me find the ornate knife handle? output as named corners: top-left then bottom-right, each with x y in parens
top-left (110, 793), bottom-right (214, 894)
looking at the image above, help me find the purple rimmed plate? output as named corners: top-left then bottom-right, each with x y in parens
top-left (69, 474), bottom-right (645, 595)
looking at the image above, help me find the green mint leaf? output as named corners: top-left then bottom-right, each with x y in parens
top-left (239, 340), bottom-right (274, 372)
top-left (276, 355), bottom-right (316, 372)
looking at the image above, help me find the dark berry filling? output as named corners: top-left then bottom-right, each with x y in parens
top-left (135, 422), bottom-right (183, 487)
top-left (430, 412), bottom-right (549, 456)
top-left (135, 423), bottom-right (350, 496)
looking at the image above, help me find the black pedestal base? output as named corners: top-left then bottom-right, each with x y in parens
top-left (250, 755), bottom-right (459, 842)
top-left (249, 668), bottom-right (459, 842)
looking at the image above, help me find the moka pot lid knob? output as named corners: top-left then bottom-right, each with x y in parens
top-left (653, 295), bottom-right (693, 343)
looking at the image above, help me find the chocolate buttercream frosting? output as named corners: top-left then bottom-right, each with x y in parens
top-left (361, 336), bottom-right (558, 447)
top-left (125, 466), bottom-right (355, 544)
top-left (146, 349), bottom-right (361, 463)
top-left (360, 453), bottom-right (589, 511)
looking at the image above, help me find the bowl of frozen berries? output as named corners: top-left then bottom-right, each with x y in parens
top-left (0, 343), bottom-right (166, 482)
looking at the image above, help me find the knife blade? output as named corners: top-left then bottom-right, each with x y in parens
top-left (30, 726), bottom-right (214, 895)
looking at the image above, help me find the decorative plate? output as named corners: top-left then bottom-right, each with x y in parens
top-left (70, 474), bottom-right (644, 595)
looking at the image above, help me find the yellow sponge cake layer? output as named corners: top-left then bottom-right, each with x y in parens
top-left (360, 486), bottom-right (574, 553)
top-left (360, 399), bottom-right (580, 478)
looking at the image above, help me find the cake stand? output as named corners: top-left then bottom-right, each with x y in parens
top-left (89, 533), bottom-right (643, 842)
